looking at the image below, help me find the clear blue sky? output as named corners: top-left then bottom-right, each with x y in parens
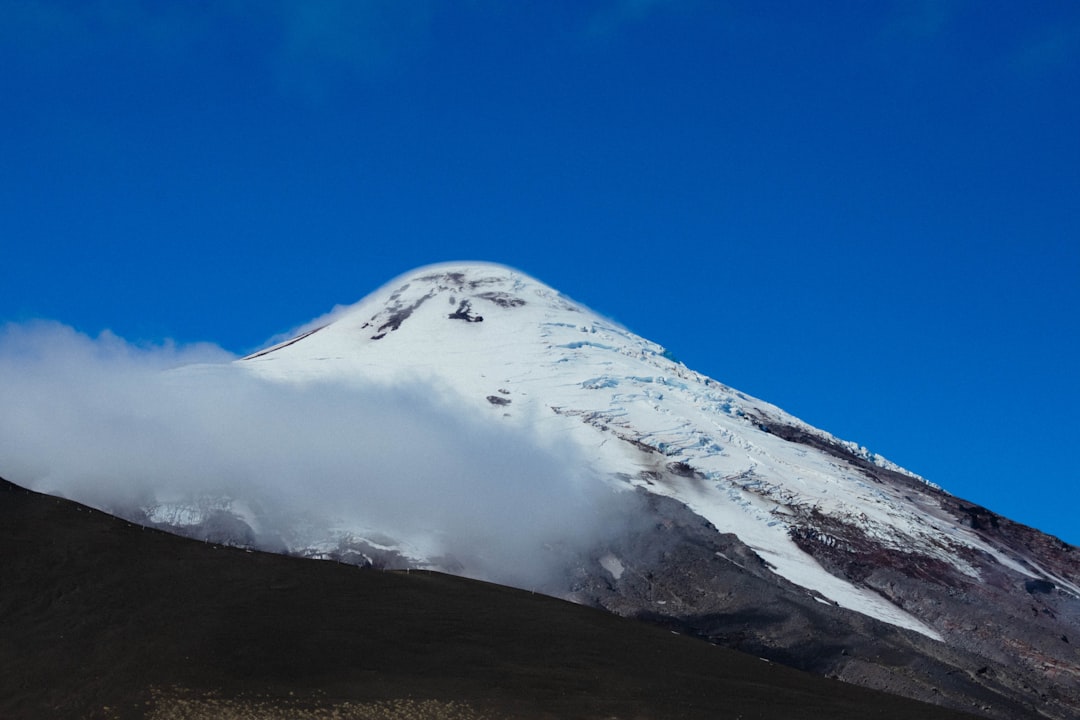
top-left (2, 2), bottom-right (1078, 544)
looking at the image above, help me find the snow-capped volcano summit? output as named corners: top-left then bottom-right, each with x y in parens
top-left (220, 263), bottom-right (1080, 718)
top-left (241, 263), bottom-right (945, 613)
top-left (25, 262), bottom-right (1078, 718)
top-left (235, 264), bottom-right (1056, 624)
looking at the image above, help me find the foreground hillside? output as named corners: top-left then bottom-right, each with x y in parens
top-left (0, 478), bottom-right (983, 720)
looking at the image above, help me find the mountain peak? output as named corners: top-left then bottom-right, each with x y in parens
top-left (22, 261), bottom-right (1080, 718)
top-left (237, 263), bottom-right (967, 638)
top-left (351, 261), bottom-right (564, 337)
top-left (242, 261), bottom-right (576, 360)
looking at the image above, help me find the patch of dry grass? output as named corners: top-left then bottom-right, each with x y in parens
top-left (145, 688), bottom-right (500, 720)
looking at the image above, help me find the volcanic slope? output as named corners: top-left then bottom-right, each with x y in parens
top-left (0, 477), bottom-right (988, 720)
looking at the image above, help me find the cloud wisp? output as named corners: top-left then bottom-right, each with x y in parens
top-left (0, 321), bottom-right (639, 591)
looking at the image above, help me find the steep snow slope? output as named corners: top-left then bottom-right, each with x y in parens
top-left (232, 262), bottom-right (1059, 639)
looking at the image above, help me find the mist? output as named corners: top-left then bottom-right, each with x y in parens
top-left (0, 321), bottom-right (640, 591)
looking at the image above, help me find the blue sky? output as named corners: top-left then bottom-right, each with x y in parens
top-left (2, 1), bottom-right (1078, 544)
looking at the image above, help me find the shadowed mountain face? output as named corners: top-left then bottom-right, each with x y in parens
top-left (0, 478), bottom-right (987, 720)
top-left (570, 489), bottom-right (1079, 720)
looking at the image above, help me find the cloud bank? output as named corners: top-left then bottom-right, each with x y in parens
top-left (0, 321), bottom-right (639, 591)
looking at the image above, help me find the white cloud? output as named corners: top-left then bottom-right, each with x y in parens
top-left (0, 320), bottom-right (639, 591)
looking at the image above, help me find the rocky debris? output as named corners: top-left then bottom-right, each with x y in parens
top-left (418, 270), bottom-right (504, 291)
top-left (448, 299), bottom-right (483, 322)
top-left (366, 289), bottom-right (436, 339)
top-left (569, 478), bottom-right (1080, 720)
top-left (753, 417), bottom-right (929, 490)
top-left (476, 291), bottom-right (526, 308)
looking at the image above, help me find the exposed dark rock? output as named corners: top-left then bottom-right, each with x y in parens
top-left (754, 419), bottom-right (924, 489)
top-left (476, 291), bottom-right (526, 308)
top-left (737, 417), bottom-right (1080, 718)
top-left (666, 461), bottom-right (699, 478)
top-left (448, 299), bottom-right (483, 322)
top-left (569, 478), bottom-right (1080, 720)
top-left (1025, 579), bottom-right (1057, 594)
top-left (787, 507), bottom-right (960, 586)
top-left (241, 325), bottom-right (327, 360)
top-left (486, 395), bottom-right (511, 406)
top-left (1, 477), bottom-right (985, 720)
top-left (369, 289), bottom-right (435, 339)
top-left (417, 271), bottom-right (503, 292)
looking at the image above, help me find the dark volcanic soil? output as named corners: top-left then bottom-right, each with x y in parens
top-left (0, 478), bottom-right (986, 720)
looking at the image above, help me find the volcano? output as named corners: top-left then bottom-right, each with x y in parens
top-left (7, 262), bottom-right (1079, 718)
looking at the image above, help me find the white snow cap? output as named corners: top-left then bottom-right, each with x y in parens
top-left (238, 261), bottom-right (975, 638)
top-left (10, 261), bottom-right (1038, 639)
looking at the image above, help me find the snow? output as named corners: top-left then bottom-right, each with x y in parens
top-left (600, 553), bottom-right (625, 580)
top-left (231, 262), bottom-right (1011, 639)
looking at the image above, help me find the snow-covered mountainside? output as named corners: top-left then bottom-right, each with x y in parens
top-left (102, 263), bottom-right (1080, 718)
top-left (240, 264), bottom-right (958, 631)
top-left (236, 268), bottom-right (1045, 588)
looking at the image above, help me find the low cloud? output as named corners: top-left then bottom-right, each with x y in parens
top-left (0, 321), bottom-right (639, 591)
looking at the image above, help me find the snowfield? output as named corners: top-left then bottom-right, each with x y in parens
top-left (222, 261), bottom-right (1052, 639)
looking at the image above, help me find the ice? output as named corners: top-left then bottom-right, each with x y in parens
top-left (599, 553), bottom-right (625, 580)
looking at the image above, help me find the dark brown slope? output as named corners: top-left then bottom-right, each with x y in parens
top-left (0, 478), bottom-right (984, 720)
